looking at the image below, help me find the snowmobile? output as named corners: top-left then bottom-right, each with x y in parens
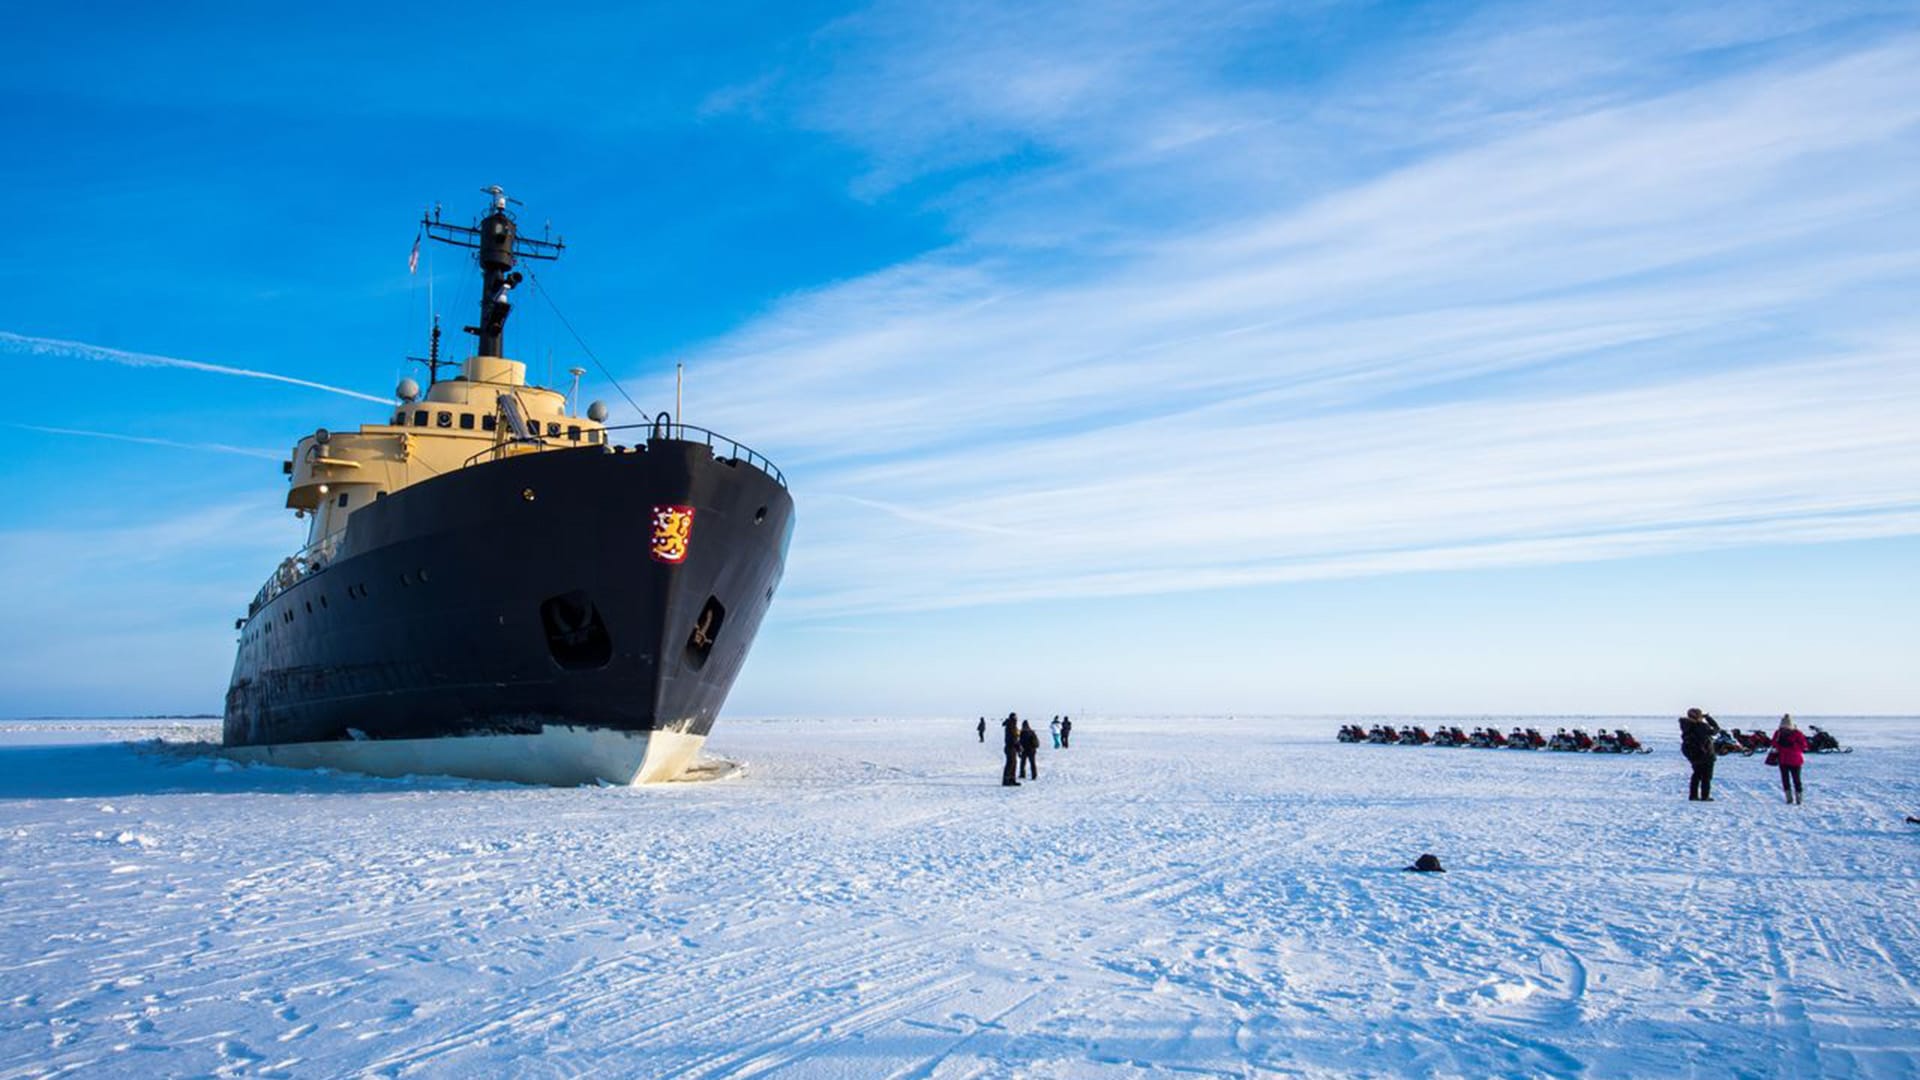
top-left (1468, 727), bottom-right (1507, 748)
top-left (1336, 724), bottom-right (1367, 743)
top-left (1808, 725), bottom-right (1852, 754)
top-left (1430, 726), bottom-right (1467, 747)
top-left (1536, 726), bottom-right (1582, 753)
top-left (1400, 726), bottom-right (1433, 745)
top-left (1507, 727), bottom-right (1545, 750)
top-left (1571, 728), bottom-right (1595, 751)
top-left (1591, 728), bottom-right (1649, 754)
top-left (1367, 725), bottom-right (1400, 744)
top-left (1712, 729), bottom-right (1754, 757)
top-left (1731, 729), bottom-right (1772, 752)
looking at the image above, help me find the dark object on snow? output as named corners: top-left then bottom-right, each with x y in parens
top-left (977, 717), bottom-right (985, 743)
top-left (1906, 816), bottom-right (1920, 825)
top-left (1407, 853), bottom-right (1445, 873)
top-left (1060, 715), bottom-right (1072, 748)
top-left (1001, 713), bottom-right (1021, 786)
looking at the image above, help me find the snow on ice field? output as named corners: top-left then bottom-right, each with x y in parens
top-left (2, 717), bottom-right (1918, 1079)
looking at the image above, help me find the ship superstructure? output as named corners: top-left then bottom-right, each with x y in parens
top-left (223, 189), bottom-right (793, 784)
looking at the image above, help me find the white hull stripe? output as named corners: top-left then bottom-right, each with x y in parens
top-left (223, 725), bottom-right (707, 786)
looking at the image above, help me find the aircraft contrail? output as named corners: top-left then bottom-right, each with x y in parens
top-left (10, 424), bottom-right (282, 460)
top-left (0, 330), bottom-right (391, 404)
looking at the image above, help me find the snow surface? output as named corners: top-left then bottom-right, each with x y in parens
top-left (2, 716), bottom-right (1917, 1078)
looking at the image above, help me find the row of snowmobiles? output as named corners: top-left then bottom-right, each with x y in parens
top-left (1709, 725), bottom-right (1852, 756)
top-left (1335, 724), bottom-right (1650, 753)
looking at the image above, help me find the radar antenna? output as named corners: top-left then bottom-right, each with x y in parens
top-left (421, 188), bottom-right (564, 359)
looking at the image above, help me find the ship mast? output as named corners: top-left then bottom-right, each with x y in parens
top-left (422, 186), bottom-right (565, 367)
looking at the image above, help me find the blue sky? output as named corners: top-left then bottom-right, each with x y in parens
top-left (2, 0), bottom-right (1916, 717)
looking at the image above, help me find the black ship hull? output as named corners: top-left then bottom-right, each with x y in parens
top-left (223, 437), bottom-right (792, 783)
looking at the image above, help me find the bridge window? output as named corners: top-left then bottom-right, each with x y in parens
top-left (337, 492), bottom-right (349, 507)
top-left (459, 413), bottom-right (475, 430)
top-left (482, 415), bottom-right (497, 432)
top-left (568, 425), bottom-right (581, 442)
top-left (393, 412), bottom-right (405, 425)
top-left (587, 430), bottom-right (600, 445)
top-left (413, 410), bottom-right (428, 427)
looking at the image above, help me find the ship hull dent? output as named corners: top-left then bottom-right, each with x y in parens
top-left (223, 725), bottom-right (707, 786)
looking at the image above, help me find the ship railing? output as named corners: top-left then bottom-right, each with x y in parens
top-left (461, 416), bottom-right (787, 489)
top-left (248, 529), bottom-right (345, 617)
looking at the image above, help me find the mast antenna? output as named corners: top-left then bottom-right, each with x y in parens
top-left (404, 317), bottom-right (448, 386)
top-left (420, 187), bottom-right (564, 360)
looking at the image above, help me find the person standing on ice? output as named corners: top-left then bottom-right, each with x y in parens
top-left (1680, 707), bottom-right (1721, 801)
top-left (1001, 713), bottom-right (1022, 787)
top-left (1772, 714), bottom-right (1809, 805)
top-left (977, 716), bottom-right (986, 743)
top-left (1060, 715), bottom-right (1073, 748)
top-left (1049, 716), bottom-right (1062, 749)
top-left (1019, 719), bottom-right (1041, 779)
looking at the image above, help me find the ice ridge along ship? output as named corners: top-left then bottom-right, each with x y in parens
top-left (223, 188), bottom-right (793, 784)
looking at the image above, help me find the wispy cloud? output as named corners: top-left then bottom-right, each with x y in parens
top-left (687, 5), bottom-right (1920, 618)
top-left (0, 330), bottom-right (392, 404)
top-left (11, 423), bottom-right (281, 460)
top-left (0, 503), bottom-right (301, 712)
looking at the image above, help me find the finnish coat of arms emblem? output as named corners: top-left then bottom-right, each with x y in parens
top-left (649, 504), bottom-right (695, 564)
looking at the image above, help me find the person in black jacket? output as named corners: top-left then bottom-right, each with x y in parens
top-left (1019, 719), bottom-right (1041, 779)
top-left (1001, 712), bottom-right (1021, 787)
top-left (1679, 707), bottom-right (1721, 801)
top-left (1060, 715), bottom-right (1073, 749)
top-left (976, 716), bottom-right (985, 743)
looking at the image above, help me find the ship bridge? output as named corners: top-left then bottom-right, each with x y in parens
top-left (283, 354), bottom-right (608, 554)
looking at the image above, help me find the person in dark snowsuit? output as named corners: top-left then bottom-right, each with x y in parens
top-left (1772, 714), bottom-right (1809, 805)
top-left (1060, 715), bottom-right (1073, 748)
top-left (977, 717), bottom-right (986, 743)
top-left (1019, 720), bottom-right (1041, 779)
top-left (1001, 713), bottom-right (1021, 786)
top-left (1679, 707), bottom-right (1720, 801)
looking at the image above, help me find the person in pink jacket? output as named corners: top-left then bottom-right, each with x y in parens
top-left (1772, 714), bottom-right (1809, 805)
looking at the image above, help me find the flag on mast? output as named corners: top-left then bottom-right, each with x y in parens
top-left (408, 232), bottom-right (421, 275)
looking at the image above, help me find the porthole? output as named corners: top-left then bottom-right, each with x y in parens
top-left (522, 488), bottom-right (536, 501)
top-left (437, 411), bottom-right (453, 428)
top-left (401, 572), bottom-right (412, 587)
top-left (418, 568), bottom-right (431, 583)
top-left (304, 601), bottom-right (312, 614)
top-left (754, 506), bottom-right (767, 524)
